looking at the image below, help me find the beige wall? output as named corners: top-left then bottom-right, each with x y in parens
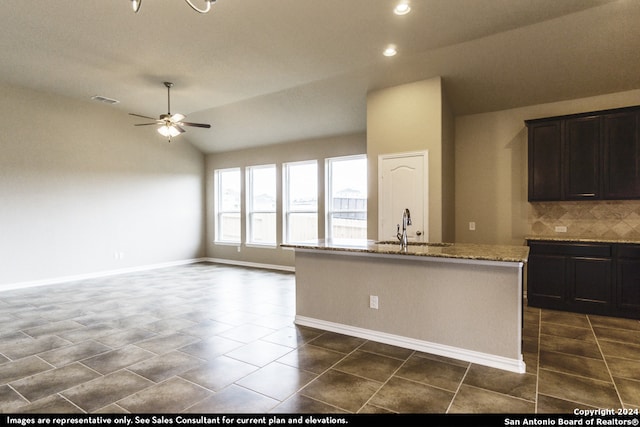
top-left (205, 133), bottom-right (366, 269)
top-left (455, 88), bottom-right (640, 246)
top-left (0, 83), bottom-right (206, 287)
top-left (366, 77), bottom-right (454, 242)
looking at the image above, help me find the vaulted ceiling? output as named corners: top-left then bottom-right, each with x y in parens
top-left (2, 0), bottom-right (639, 153)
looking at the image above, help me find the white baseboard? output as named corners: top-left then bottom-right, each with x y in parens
top-left (295, 315), bottom-right (526, 374)
top-left (204, 257), bottom-right (295, 272)
top-left (0, 258), bottom-right (209, 293)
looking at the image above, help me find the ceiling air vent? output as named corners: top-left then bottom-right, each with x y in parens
top-left (90, 95), bottom-right (120, 105)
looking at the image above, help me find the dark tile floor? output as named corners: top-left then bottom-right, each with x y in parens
top-left (0, 263), bottom-right (639, 413)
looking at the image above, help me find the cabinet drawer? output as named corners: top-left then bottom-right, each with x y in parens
top-left (617, 244), bottom-right (640, 258)
top-left (528, 242), bottom-right (611, 258)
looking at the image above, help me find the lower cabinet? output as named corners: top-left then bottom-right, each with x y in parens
top-left (527, 240), bottom-right (639, 319)
top-left (616, 245), bottom-right (640, 318)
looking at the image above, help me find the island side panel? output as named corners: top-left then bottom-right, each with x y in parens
top-left (294, 250), bottom-right (523, 360)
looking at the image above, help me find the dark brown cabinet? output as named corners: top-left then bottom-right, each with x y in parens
top-left (603, 111), bottom-right (640, 199)
top-left (528, 120), bottom-right (563, 201)
top-left (564, 115), bottom-right (601, 199)
top-left (527, 252), bottom-right (566, 309)
top-left (616, 245), bottom-right (640, 317)
top-left (568, 256), bottom-right (611, 314)
top-left (527, 240), bottom-right (639, 319)
top-left (526, 106), bottom-right (640, 201)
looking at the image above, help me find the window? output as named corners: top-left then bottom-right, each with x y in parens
top-left (214, 168), bottom-right (241, 243)
top-left (283, 160), bottom-right (318, 243)
top-left (246, 164), bottom-right (277, 245)
top-left (326, 155), bottom-right (367, 239)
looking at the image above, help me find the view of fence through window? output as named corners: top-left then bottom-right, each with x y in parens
top-left (247, 165), bottom-right (276, 245)
top-left (327, 155), bottom-right (367, 239)
top-left (215, 168), bottom-right (241, 243)
top-left (284, 161), bottom-right (318, 243)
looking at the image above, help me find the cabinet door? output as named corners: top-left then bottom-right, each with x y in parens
top-left (564, 116), bottom-right (601, 199)
top-left (617, 259), bottom-right (640, 316)
top-left (528, 121), bottom-right (562, 201)
top-left (567, 257), bottom-right (612, 315)
top-left (616, 245), bottom-right (640, 318)
top-left (603, 111), bottom-right (640, 199)
top-left (527, 254), bottom-right (566, 309)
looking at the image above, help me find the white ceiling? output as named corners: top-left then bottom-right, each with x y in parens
top-left (2, 0), bottom-right (639, 153)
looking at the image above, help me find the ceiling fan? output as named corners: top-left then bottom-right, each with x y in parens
top-left (129, 82), bottom-right (211, 141)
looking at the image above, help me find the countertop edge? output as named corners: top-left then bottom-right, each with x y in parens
top-left (281, 240), bottom-right (529, 264)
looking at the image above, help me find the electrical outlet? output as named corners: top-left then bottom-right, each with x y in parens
top-left (469, 222), bottom-right (476, 231)
top-left (369, 295), bottom-right (379, 309)
top-left (554, 226), bottom-right (568, 233)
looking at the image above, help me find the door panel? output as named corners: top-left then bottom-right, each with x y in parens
top-left (378, 152), bottom-right (427, 242)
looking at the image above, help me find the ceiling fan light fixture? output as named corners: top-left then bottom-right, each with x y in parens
top-left (130, 81), bottom-right (211, 141)
top-left (171, 113), bottom-right (186, 122)
top-left (131, 0), bottom-right (141, 13)
top-left (158, 124), bottom-right (182, 138)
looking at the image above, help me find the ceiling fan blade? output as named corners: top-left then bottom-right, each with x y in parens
top-left (175, 125), bottom-right (186, 134)
top-left (134, 123), bottom-right (160, 126)
top-left (171, 113), bottom-right (186, 122)
top-left (180, 122), bottom-right (211, 128)
top-left (129, 113), bottom-right (158, 120)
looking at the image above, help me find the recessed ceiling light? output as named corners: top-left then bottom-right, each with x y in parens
top-left (394, 2), bottom-right (411, 15)
top-left (383, 45), bottom-right (397, 57)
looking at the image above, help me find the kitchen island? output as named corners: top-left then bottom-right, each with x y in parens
top-left (281, 239), bottom-right (530, 373)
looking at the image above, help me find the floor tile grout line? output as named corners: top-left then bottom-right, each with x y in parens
top-left (445, 361), bottom-right (471, 413)
top-left (534, 367), bottom-right (624, 409)
top-left (57, 392), bottom-right (87, 413)
top-left (354, 347), bottom-right (419, 414)
top-left (587, 315), bottom-right (625, 409)
top-left (461, 382), bottom-right (537, 405)
top-left (7, 383), bottom-right (29, 406)
top-left (302, 337), bottom-right (376, 413)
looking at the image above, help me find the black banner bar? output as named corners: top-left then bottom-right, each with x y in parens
top-left (3, 413), bottom-right (639, 427)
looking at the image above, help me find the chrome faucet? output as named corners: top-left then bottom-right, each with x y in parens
top-left (396, 208), bottom-right (412, 249)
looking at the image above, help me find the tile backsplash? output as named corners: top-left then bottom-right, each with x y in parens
top-left (529, 200), bottom-right (640, 240)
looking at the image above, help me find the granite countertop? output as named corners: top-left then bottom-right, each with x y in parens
top-left (526, 236), bottom-right (640, 244)
top-left (281, 239), bottom-right (530, 263)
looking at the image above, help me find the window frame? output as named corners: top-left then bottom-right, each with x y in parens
top-left (246, 164), bottom-right (277, 247)
top-left (282, 160), bottom-right (318, 243)
top-left (325, 154), bottom-right (368, 240)
top-left (213, 167), bottom-right (242, 244)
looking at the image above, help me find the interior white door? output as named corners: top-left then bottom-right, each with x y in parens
top-left (378, 151), bottom-right (428, 242)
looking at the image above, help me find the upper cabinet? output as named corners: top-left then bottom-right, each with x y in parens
top-left (603, 111), bottom-right (640, 199)
top-left (528, 120), bottom-right (563, 201)
top-left (526, 106), bottom-right (640, 202)
top-left (564, 115), bottom-right (601, 200)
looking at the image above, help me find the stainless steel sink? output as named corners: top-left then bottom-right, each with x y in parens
top-left (375, 241), bottom-right (453, 247)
